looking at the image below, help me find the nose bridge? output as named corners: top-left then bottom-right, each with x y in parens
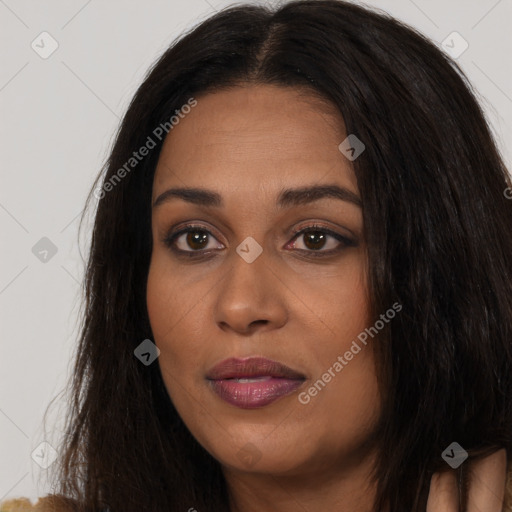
top-left (213, 240), bottom-right (285, 332)
top-left (222, 240), bottom-right (271, 303)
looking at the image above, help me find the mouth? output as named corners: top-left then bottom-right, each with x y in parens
top-left (206, 357), bottom-right (306, 409)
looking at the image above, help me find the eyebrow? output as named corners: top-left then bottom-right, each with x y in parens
top-left (152, 184), bottom-right (362, 209)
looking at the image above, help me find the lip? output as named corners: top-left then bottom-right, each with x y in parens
top-left (206, 357), bottom-right (306, 409)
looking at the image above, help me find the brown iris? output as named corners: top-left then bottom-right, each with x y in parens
top-left (302, 231), bottom-right (326, 250)
top-left (186, 230), bottom-right (209, 250)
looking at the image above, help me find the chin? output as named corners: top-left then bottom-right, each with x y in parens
top-left (199, 425), bottom-right (314, 476)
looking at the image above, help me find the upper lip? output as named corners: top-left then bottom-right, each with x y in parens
top-left (206, 357), bottom-right (306, 380)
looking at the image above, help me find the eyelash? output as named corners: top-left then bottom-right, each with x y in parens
top-left (162, 222), bottom-right (356, 260)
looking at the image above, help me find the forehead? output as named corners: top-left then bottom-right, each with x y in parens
top-left (152, 84), bottom-right (358, 198)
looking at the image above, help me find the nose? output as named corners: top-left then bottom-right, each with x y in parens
top-left (213, 245), bottom-right (288, 336)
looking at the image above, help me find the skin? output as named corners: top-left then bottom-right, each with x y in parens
top-left (426, 449), bottom-right (507, 512)
top-left (146, 84), bottom-right (507, 511)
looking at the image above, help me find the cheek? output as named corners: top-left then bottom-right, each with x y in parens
top-left (325, 249), bottom-right (368, 305)
top-left (146, 261), bottom-right (175, 342)
top-left (146, 257), bottom-right (200, 372)
top-left (146, 250), bottom-right (223, 410)
top-left (293, 251), bottom-right (369, 355)
top-left (291, 255), bottom-right (379, 430)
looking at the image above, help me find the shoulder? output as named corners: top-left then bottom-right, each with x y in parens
top-left (0, 495), bottom-right (108, 512)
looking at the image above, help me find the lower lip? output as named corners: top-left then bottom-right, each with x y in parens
top-left (208, 377), bottom-right (304, 409)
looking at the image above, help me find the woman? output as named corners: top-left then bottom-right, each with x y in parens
top-left (4, 1), bottom-right (510, 510)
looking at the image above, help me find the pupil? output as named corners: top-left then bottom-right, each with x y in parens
top-left (187, 230), bottom-right (208, 250)
top-left (305, 231), bottom-right (325, 250)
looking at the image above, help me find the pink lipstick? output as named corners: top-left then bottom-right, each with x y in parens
top-left (206, 357), bottom-right (306, 409)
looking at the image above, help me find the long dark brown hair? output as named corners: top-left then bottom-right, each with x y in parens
top-left (46, 1), bottom-right (512, 510)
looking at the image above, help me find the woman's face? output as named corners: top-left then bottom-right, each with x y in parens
top-left (146, 84), bottom-right (381, 478)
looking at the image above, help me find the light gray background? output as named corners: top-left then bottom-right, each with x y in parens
top-left (1, 0), bottom-right (511, 503)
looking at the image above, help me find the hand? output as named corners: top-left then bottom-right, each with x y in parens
top-left (427, 448), bottom-right (508, 512)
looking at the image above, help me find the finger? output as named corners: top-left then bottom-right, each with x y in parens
top-left (467, 448), bottom-right (507, 512)
top-left (427, 470), bottom-right (459, 512)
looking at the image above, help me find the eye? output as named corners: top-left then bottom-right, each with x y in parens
top-left (286, 223), bottom-right (356, 257)
top-left (163, 222), bottom-right (356, 259)
top-left (164, 224), bottom-right (224, 256)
